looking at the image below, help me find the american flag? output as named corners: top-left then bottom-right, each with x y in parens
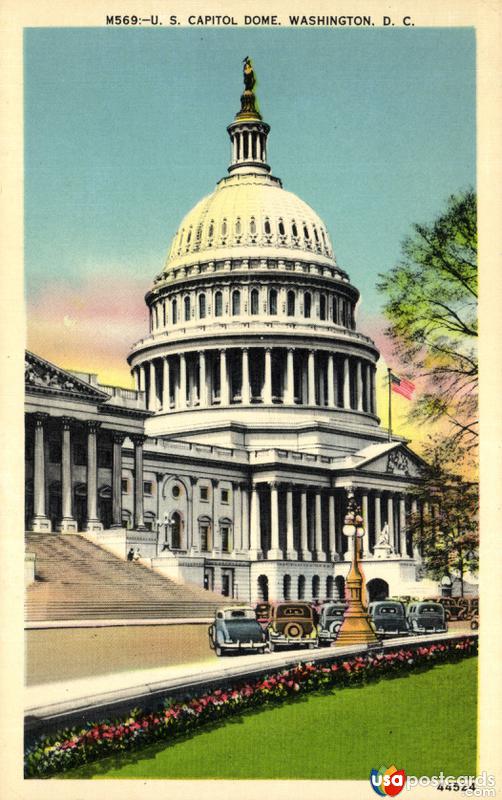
top-left (390, 372), bottom-right (415, 400)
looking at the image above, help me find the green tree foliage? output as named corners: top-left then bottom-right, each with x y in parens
top-left (409, 438), bottom-right (478, 595)
top-left (377, 190), bottom-right (477, 449)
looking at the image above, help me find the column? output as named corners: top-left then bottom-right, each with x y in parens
top-left (85, 421), bottom-right (102, 531)
top-left (241, 483), bottom-right (250, 552)
top-left (374, 491), bottom-right (382, 552)
top-left (249, 484), bottom-right (262, 558)
top-left (162, 357), bottom-right (170, 410)
top-left (308, 350), bottom-right (316, 405)
top-left (179, 353), bottom-right (186, 408)
top-left (356, 360), bottom-right (363, 411)
top-left (199, 351), bottom-right (207, 407)
top-left (139, 364), bottom-right (146, 392)
top-left (343, 357), bottom-right (351, 409)
top-left (111, 432), bottom-right (125, 528)
top-left (286, 484), bottom-right (297, 559)
top-left (242, 348), bottom-right (251, 404)
top-left (32, 413), bottom-right (51, 531)
top-left (58, 417), bottom-right (77, 531)
top-left (365, 363), bottom-right (372, 412)
top-left (371, 366), bottom-right (376, 414)
top-left (387, 493), bottom-right (395, 553)
top-left (232, 481), bottom-right (241, 553)
top-left (327, 354), bottom-right (335, 408)
top-left (132, 434), bottom-right (146, 530)
top-left (133, 368), bottom-right (140, 392)
top-left (314, 492), bottom-right (325, 560)
top-left (319, 361), bottom-right (325, 406)
top-left (328, 493), bottom-right (337, 560)
top-left (263, 348), bottom-right (272, 404)
top-left (300, 489), bottom-right (311, 560)
top-left (361, 491), bottom-right (369, 557)
top-left (301, 356), bottom-right (308, 404)
top-left (269, 482), bottom-right (282, 558)
top-left (220, 349), bottom-right (230, 405)
top-left (148, 361), bottom-right (157, 411)
top-left (411, 498), bottom-right (421, 561)
top-left (285, 348), bottom-right (295, 404)
top-left (399, 494), bottom-right (409, 557)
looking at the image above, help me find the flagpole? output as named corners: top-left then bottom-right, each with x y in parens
top-left (387, 367), bottom-right (392, 441)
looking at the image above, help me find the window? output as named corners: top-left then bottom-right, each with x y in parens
top-left (200, 486), bottom-right (209, 501)
top-left (221, 219), bottom-right (228, 238)
top-left (221, 488), bottom-right (229, 503)
top-left (198, 294), bottom-right (206, 319)
top-left (278, 219), bottom-right (285, 236)
top-left (291, 221), bottom-right (298, 238)
top-left (172, 298), bottom-right (178, 325)
top-left (303, 223), bottom-right (310, 240)
top-left (121, 478), bottom-right (128, 494)
top-left (320, 294), bottom-right (327, 321)
top-left (287, 290), bottom-right (295, 316)
top-left (171, 512), bottom-right (181, 549)
top-left (235, 217), bottom-right (241, 236)
top-left (232, 290), bottom-right (241, 315)
top-left (269, 288), bottom-right (277, 315)
top-left (98, 448), bottom-right (112, 468)
top-left (304, 292), bottom-right (312, 318)
top-left (250, 288), bottom-right (259, 315)
top-left (264, 218), bottom-right (271, 235)
top-left (172, 484), bottom-right (181, 498)
top-left (208, 220), bottom-right (214, 241)
top-left (250, 217), bottom-right (257, 235)
top-left (200, 525), bottom-right (210, 552)
top-left (73, 443), bottom-right (87, 466)
top-left (49, 440), bottom-right (61, 463)
top-left (221, 526), bottom-right (231, 552)
top-left (184, 296), bottom-right (191, 322)
top-left (186, 227), bottom-right (192, 244)
top-left (214, 291), bottom-right (223, 317)
top-left (25, 436), bottom-right (33, 460)
top-left (143, 481), bottom-right (153, 496)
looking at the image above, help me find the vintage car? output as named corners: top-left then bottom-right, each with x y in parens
top-left (317, 602), bottom-right (346, 645)
top-left (406, 601), bottom-right (448, 634)
top-left (267, 601), bottom-right (319, 651)
top-left (470, 613), bottom-right (479, 630)
top-left (208, 607), bottom-right (267, 657)
top-left (426, 596), bottom-right (470, 621)
top-left (368, 600), bottom-right (409, 637)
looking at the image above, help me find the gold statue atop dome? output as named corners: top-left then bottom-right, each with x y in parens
top-left (235, 56), bottom-right (262, 120)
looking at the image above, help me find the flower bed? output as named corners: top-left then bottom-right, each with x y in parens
top-left (25, 637), bottom-right (477, 778)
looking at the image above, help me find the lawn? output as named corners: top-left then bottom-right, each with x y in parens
top-left (62, 657), bottom-right (477, 780)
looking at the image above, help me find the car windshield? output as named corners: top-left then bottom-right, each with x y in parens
top-left (276, 605), bottom-right (311, 618)
top-left (378, 606), bottom-right (403, 616)
top-left (325, 607), bottom-right (344, 617)
top-left (225, 609), bottom-right (254, 619)
top-left (419, 605), bottom-right (442, 614)
top-left (225, 618), bottom-right (258, 628)
top-left (255, 605), bottom-right (270, 616)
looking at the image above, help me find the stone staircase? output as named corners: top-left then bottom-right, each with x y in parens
top-left (25, 534), bottom-right (235, 622)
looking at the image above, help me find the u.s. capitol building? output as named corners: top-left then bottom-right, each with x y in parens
top-left (25, 62), bottom-right (434, 604)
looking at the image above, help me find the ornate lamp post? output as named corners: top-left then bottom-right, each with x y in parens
top-left (334, 492), bottom-right (380, 646)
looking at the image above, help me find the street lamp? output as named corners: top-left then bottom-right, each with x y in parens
top-left (334, 492), bottom-right (380, 647)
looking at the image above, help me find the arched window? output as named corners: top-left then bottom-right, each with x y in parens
top-left (208, 220), bottom-right (214, 242)
top-left (312, 574), bottom-right (320, 599)
top-left (283, 574), bottom-right (292, 601)
top-left (304, 292), bottom-right (312, 318)
top-left (291, 220), bottom-right (298, 239)
top-left (172, 298), bottom-right (178, 325)
top-left (320, 294), bottom-right (327, 320)
top-left (186, 227), bottom-right (192, 245)
top-left (171, 512), bottom-right (182, 550)
top-left (298, 575), bottom-right (306, 600)
top-left (303, 223), bottom-right (310, 240)
top-left (235, 218), bottom-right (241, 236)
top-left (198, 294), bottom-right (206, 319)
top-left (287, 290), bottom-right (295, 316)
top-left (214, 291), bottom-right (223, 317)
top-left (326, 576), bottom-right (334, 599)
top-left (278, 218), bottom-right (285, 236)
top-left (313, 226), bottom-right (320, 243)
top-left (250, 288), bottom-right (259, 315)
top-left (184, 295), bottom-right (191, 322)
top-left (163, 302), bottom-right (167, 327)
top-left (332, 295), bottom-right (338, 324)
top-left (269, 288), bottom-right (277, 315)
top-left (264, 218), bottom-right (271, 235)
top-left (250, 217), bottom-right (257, 235)
top-left (221, 219), bottom-right (228, 239)
top-left (232, 290), bottom-right (241, 316)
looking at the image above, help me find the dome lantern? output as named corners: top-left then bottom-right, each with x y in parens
top-left (227, 57), bottom-right (271, 176)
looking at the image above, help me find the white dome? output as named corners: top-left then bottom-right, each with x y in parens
top-left (164, 172), bottom-right (336, 273)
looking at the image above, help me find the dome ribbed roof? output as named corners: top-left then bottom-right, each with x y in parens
top-left (163, 172), bottom-right (336, 274)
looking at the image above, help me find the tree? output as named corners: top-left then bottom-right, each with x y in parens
top-left (408, 438), bottom-right (478, 596)
top-left (377, 190), bottom-right (477, 451)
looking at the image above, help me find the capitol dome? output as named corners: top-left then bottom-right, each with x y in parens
top-left (128, 60), bottom-right (381, 448)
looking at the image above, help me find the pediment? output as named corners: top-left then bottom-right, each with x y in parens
top-left (355, 443), bottom-right (425, 478)
top-left (25, 351), bottom-right (109, 402)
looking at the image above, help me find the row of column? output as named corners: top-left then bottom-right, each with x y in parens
top-left (135, 348), bottom-right (376, 414)
top-left (28, 413), bottom-right (145, 533)
top-left (230, 127), bottom-right (267, 164)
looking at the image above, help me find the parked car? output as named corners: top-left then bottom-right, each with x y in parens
top-left (254, 601), bottom-right (273, 630)
top-left (267, 601), bottom-right (319, 651)
top-left (470, 613), bottom-right (479, 630)
top-left (317, 602), bottom-right (346, 645)
top-left (208, 607), bottom-right (267, 657)
top-left (368, 600), bottom-right (409, 637)
top-left (407, 601), bottom-right (447, 634)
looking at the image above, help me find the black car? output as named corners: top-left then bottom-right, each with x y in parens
top-left (368, 600), bottom-right (409, 637)
top-left (208, 607), bottom-right (267, 656)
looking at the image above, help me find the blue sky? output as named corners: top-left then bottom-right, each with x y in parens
top-left (24, 26), bottom-right (475, 385)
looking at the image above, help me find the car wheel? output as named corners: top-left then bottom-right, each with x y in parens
top-left (308, 642), bottom-right (316, 650)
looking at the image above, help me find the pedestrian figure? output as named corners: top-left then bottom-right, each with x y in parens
top-left (127, 547), bottom-right (134, 562)
top-left (133, 547), bottom-right (141, 562)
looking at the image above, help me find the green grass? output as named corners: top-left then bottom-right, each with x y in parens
top-left (63, 657), bottom-right (477, 780)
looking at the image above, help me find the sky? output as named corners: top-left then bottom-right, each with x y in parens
top-left (24, 26), bottom-right (476, 445)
